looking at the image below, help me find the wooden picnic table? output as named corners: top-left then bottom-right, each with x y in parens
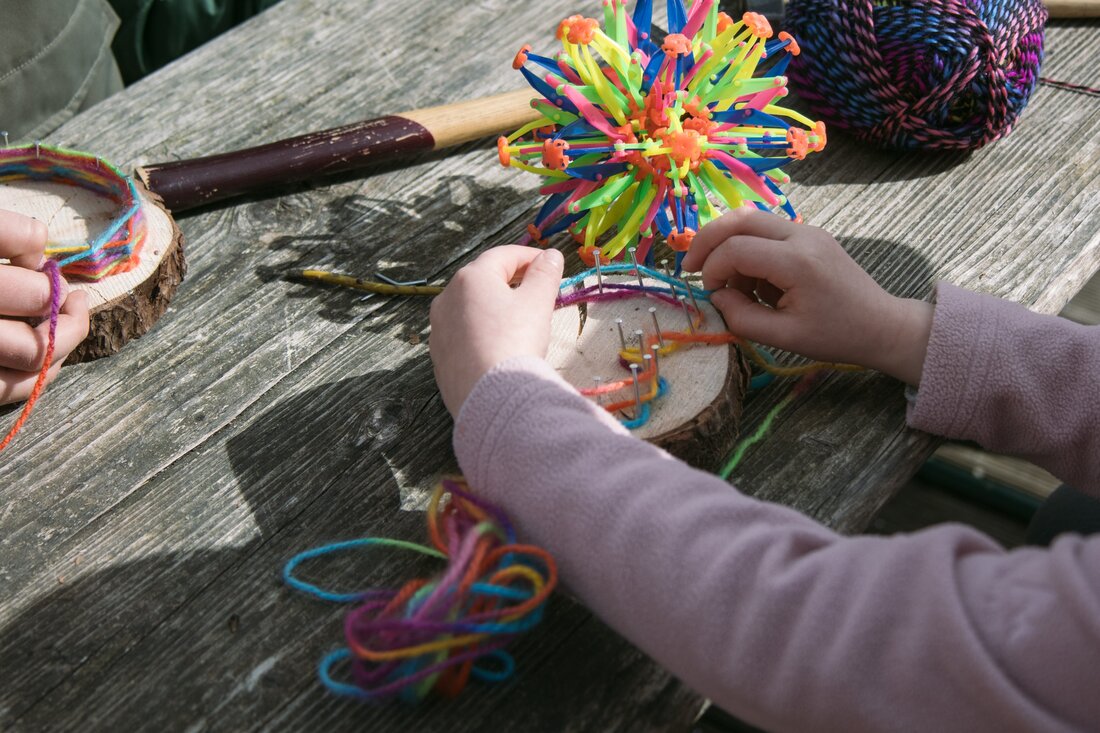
top-left (1, 1), bottom-right (1098, 730)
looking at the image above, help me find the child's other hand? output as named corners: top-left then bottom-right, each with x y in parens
top-left (429, 245), bottom-right (564, 416)
top-left (1, 210), bottom-right (90, 405)
top-left (682, 208), bottom-right (933, 386)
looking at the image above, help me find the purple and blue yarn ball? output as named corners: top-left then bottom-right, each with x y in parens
top-left (785, 0), bottom-right (1048, 151)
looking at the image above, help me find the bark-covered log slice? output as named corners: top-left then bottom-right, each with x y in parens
top-left (0, 178), bottom-right (185, 362)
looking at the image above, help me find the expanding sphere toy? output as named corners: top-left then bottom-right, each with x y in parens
top-left (499, 0), bottom-right (826, 269)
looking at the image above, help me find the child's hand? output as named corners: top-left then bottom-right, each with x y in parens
top-left (682, 208), bottom-right (933, 386)
top-left (1, 210), bottom-right (90, 405)
top-left (429, 245), bottom-right (564, 416)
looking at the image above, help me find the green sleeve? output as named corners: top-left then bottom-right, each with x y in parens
top-left (0, 0), bottom-right (124, 140)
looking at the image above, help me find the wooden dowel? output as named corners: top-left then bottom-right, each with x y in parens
top-left (1044, 0), bottom-right (1100, 16)
top-left (137, 89), bottom-right (540, 213)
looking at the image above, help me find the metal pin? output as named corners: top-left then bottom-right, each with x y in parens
top-left (642, 353), bottom-right (653, 384)
top-left (650, 343), bottom-right (660, 379)
top-left (35, 140), bottom-right (41, 158)
top-left (593, 376), bottom-right (603, 406)
top-left (648, 306), bottom-right (664, 347)
top-left (661, 259), bottom-right (672, 280)
top-left (628, 247), bottom-right (644, 289)
top-left (630, 363), bottom-right (642, 416)
top-left (615, 318), bottom-right (627, 351)
top-left (682, 275), bottom-right (700, 313)
top-left (593, 247), bottom-right (604, 293)
top-left (95, 157), bottom-right (101, 170)
top-left (678, 295), bottom-right (696, 333)
top-left (1, 131), bottom-right (8, 147)
top-left (633, 329), bottom-right (645, 355)
top-left (375, 272), bottom-right (428, 287)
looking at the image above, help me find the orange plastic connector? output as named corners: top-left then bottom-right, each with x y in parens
top-left (662, 33), bottom-right (692, 57)
top-left (513, 44), bottom-right (532, 69)
top-left (682, 115), bottom-right (713, 135)
top-left (810, 121), bottom-right (827, 151)
top-left (666, 129), bottom-right (703, 167)
top-left (497, 136), bottom-right (511, 166)
top-left (778, 31), bottom-right (800, 56)
top-left (556, 15), bottom-right (581, 40)
top-left (667, 228), bottom-right (696, 252)
top-left (682, 97), bottom-right (712, 120)
top-left (541, 138), bottom-right (571, 170)
top-left (527, 223), bottom-right (549, 246)
top-left (742, 12), bottom-right (773, 39)
top-left (578, 245), bottom-right (611, 266)
top-left (557, 15), bottom-right (598, 45)
top-left (786, 127), bottom-right (808, 160)
top-left (716, 11), bottom-right (734, 33)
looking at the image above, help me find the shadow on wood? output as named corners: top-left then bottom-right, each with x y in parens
top-left (250, 174), bottom-right (533, 325)
top-left (0, 365), bottom-right (701, 731)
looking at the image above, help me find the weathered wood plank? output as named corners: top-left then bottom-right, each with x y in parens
top-left (0, 1), bottom-right (703, 730)
top-left (0, 5), bottom-right (1097, 731)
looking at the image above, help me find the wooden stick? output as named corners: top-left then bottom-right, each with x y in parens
top-left (1044, 0), bottom-right (1100, 16)
top-left (137, 89), bottom-right (540, 213)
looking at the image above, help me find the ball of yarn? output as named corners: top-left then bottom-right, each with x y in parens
top-left (785, 0), bottom-right (1048, 150)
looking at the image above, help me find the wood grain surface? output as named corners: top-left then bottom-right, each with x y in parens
top-left (0, 1), bottom-right (1097, 731)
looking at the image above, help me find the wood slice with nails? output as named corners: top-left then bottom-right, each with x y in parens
top-left (0, 178), bottom-right (184, 362)
top-left (547, 275), bottom-right (749, 472)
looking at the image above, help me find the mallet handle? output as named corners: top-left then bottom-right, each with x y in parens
top-left (137, 89), bottom-right (539, 213)
top-left (1044, 0), bottom-right (1100, 16)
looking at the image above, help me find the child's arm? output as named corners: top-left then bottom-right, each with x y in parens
top-left (0, 210), bottom-right (90, 405)
top-left (684, 208), bottom-right (1100, 492)
top-left (429, 236), bottom-right (1100, 731)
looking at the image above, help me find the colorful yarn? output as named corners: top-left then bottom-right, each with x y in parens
top-left (0, 260), bottom-right (62, 453)
top-left (500, 0), bottom-right (825, 269)
top-left (284, 478), bottom-right (557, 702)
top-left (717, 374), bottom-right (821, 480)
top-left (557, 262), bottom-right (858, 428)
top-left (1039, 77), bottom-right (1100, 98)
top-left (0, 144), bottom-right (146, 280)
top-left (785, 0), bottom-right (1048, 151)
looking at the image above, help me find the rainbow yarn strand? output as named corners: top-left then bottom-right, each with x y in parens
top-left (499, 0), bottom-right (825, 270)
top-left (786, 0), bottom-right (1048, 150)
top-left (284, 479), bottom-right (557, 702)
top-left (0, 144), bottom-right (146, 280)
top-left (556, 262), bottom-right (859, 429)
top-left (0, 261), bottom-right (62, 454)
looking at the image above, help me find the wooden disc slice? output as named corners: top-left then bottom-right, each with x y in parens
top-left (547, 275), bottom-right (749, 471)
top-left (0, 178), bottom-right (185, 362)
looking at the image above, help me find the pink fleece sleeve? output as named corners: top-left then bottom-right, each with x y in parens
top-left (909, 282), bottom-right (1100, 493)
top-left (454, 356), bottom-right (1100, 732)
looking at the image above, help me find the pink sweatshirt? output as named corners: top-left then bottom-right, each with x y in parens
top-left (453, 283), bottom-right (1100, 732)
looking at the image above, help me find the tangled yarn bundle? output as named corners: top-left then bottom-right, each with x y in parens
top-left (786, 0), bottom-right (1048, 151)
top-left (0, 144), bottom-right (146, 280)
top-left (500, 0), bottom-right (825, 269)
top-left (284, 479), bottom-right (557, 701)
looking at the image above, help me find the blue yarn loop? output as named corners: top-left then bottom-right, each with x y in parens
top-left (283, 537), bottom-right (447, 603)
top-left (558, 263), bottom-right (710, 300)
